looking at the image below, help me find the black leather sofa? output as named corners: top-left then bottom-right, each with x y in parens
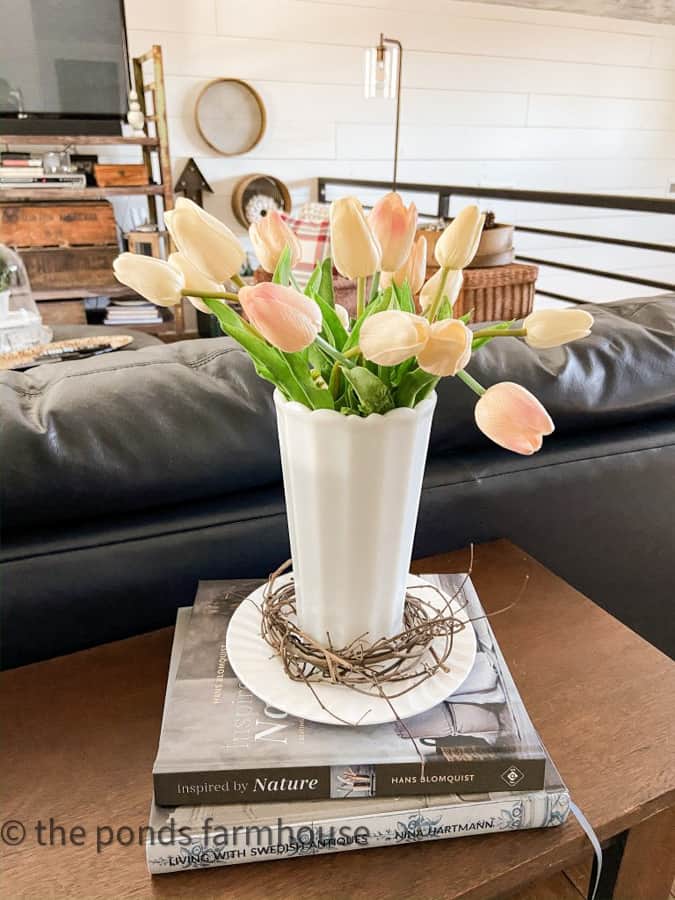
top-left (2, 296), bottom-right (674, 668)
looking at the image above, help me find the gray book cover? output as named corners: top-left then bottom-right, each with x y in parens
top-left (153, 575), bottom-right (545, 806)
top-left (147, 609), bottom-right (568, 874)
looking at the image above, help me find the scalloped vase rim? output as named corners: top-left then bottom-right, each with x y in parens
top-left (273, 388), bottom-right (437, 422)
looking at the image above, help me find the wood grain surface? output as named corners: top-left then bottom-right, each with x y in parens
top-left (2, 540), bottom-right (674, 899)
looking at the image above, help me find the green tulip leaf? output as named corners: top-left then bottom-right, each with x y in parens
top-left (309, 292), bottom-right (348, 350)
top-left (395, 368), bottom-right (439, 408)
top-left (304, 262), bottom-right (322, 297)
top-left (204, 297), bottom-right (313, 406)
top-left (318, 257), bottom-right (335, 308)
top-left (393, 280), bottom-right (415, 313)
top-left (283, 352), bottom-right (335, 410)
top-left (272, 245), bottom-right (292, 286)
top-left (341, 366), bottom-right (394, 415)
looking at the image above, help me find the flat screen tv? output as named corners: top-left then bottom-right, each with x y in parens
top-left (0, 0), bottom-right (129, 136)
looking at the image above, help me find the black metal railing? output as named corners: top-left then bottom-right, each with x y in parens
top-left (317, 178), bottom-right (675, 304)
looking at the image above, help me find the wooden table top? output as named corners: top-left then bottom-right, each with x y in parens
top-left (3, 540), bottom-right (674, 899)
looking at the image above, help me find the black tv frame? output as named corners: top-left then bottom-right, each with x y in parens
top-left (0, 0), bottom-right (130, 137)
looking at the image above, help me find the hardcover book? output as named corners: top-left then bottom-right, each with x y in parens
top-left (147, 609), bottom-right (568, 874)
top-left (153, 575), bottom-right (546, 806)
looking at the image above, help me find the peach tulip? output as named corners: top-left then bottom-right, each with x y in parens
top-left (249, 210), bottom-right (302, 274)
top-left (329, 197), bottom-right (382, 279)
top-left (113, 253), bottom-right (183, 306)
top-left (164, 197), bottom-right (245, 283)
top-left (524, 309), bottom-right (594, 349)
top-left (168, 252), bottom-right (224, 314)
top-left (419, 268), bottom-right (463, 312)
top-left (434, 206), bottom-right (485, 270)
top-left (238, 282), bottom-right (322, 352)
top-left (474, 382), bottom-right (554, 455)
top-left (417, 319), bottom-right (472, 376)
top-left (359, 310), bottom-right (429, 366)
top-left (368, 192), bottom-right (417, 272)
top-left (381, 235), bottom-right (427, 295)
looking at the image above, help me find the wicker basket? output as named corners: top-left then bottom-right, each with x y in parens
top-left (453, 263), bottom-right (537, 322)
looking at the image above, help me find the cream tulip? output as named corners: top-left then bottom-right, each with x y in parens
top-left (239, 282), bottom-right (322, 353)
top-left (359, 310), bottom-right (430, 366)
top-left (165, 197), bottom-right (245, 283)
top-left (524, 309), bottom-right (594, 349)
top-left (419, 268), bottom-right (463, 312)
top-left (434, 206), bottom-right (485, 270)
top-left (381, 235), bottom-right (428, 295)
top-left (168, 252), bottom-right (224, 314)
top-left (335, 303), bottom-right (350, 330)
top-left (417, 319), bottom-right (472, 376)
top-left (329, 197), bottom-right (381, 279)
top-left (113, 253), bottom-right (184, 306)
top-left (368, 192), bottom-right (417, 272)
top-left (249, 210), bottom-right (302, 274)
top-left (474, 382), bottom-right (554, 455)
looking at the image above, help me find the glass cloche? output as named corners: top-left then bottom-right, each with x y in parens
top-left (0, 244), bottom-right (52, 353)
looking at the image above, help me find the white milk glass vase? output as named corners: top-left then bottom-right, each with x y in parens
top-left (274, 389), bottom-right (437, 648)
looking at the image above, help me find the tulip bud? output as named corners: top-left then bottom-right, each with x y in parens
top-left (474, 382), bottom-right (554, 455)
top-left (524, 309), bottom-right (594, 349)
top-left (335, 303), bottom-right (350, 330)
top-left (434, 206), bottom-right (485, 270)
top-left (368, 192), bottom-right (417, 272)
top-left (168, 252), bottom-right (224, 314)
top-left (165, 197), bottom-right (245, 283)
top-left (419, 268), bottom-right (463, 312)
top-left (417, 319), bottom-right (472, 376)
top-left (329, 197), bottom-right (381, 279)
top-left (239, 282), bottom-right (322, 353)
top-left (113, 253), bottom-right (184, 306)
top-left (359, 310), bottom-right (430, 366)
top-left (381, 235), bottom-right (427, 295)
top-left (249, 210), bottom-right (302, 274)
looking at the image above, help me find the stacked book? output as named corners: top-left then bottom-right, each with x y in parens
top-left (147, 575), bottom-right (569, 874)
top-left (0, 152), bottom-right (86, 189)
top-left (104, 300), bottom-right (162, 326)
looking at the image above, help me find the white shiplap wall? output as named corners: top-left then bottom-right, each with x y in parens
top-left (122, 0), bottom-right (675, 304)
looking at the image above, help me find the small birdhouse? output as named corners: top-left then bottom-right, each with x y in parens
top-left (174, 158), bottom-right (213, 208)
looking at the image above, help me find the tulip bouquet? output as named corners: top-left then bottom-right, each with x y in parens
top-left (113, 193), bottom-right (593, 456)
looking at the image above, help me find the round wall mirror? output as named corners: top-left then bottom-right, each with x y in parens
top-left (195, 78), bottom-right (266, 156)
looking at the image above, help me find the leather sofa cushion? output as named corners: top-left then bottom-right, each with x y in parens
top-left (1, 296), bottom-right (674, 530)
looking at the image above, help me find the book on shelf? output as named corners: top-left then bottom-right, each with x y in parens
top-left (0, 173), bottom-right (86, 188)
top-left (146, 608), bottom-right (569, 874)
top-left (153, 575), bottom-right (547, 807)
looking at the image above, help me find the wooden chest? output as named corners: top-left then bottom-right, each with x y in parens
top-left (94, 163), bottom-right (149, 187)
top-left (0, 201), bottom-right (117, 248)
top-left (20, 246), bottom-right (119, 291)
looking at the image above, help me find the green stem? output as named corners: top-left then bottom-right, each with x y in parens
top-left (356, 276), bottom-right (366, 318)
top-left (343, 345), bottom-right (361, 359)
top-left (426, 267), bottom-right (449, 322)
top-left (290, 271), bottom-right (302, 292)
top-left (315, 334), bottom-right (356, 368)
top-left (473, 327), bottom-right (527, 338)
top-left (456, 369), bottom-right (487, 397)
top-left (369, 270), bottom-right (381, 302)
top-left (183, 289), bottom-right (239, 303)
top-left (231, 274), bottom-right (245, 289)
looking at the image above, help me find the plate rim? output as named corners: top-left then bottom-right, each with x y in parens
top-left (226, 573), bottom-right (477, 727)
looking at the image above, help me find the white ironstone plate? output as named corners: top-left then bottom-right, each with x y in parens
top-left (226, 574), bottom-right (477, 726)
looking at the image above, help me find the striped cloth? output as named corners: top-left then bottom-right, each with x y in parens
top-left (280, 212), bottom-right (330, 286)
